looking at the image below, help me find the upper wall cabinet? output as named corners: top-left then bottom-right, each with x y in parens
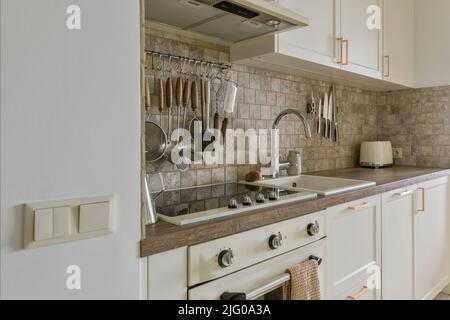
top-left (277, 0), bottom-right (339, 69)
top-left (339, 0), bottom-right (382, 79)
top-left (383, 0), bottom-right (414, 87)
top-left (231, 0), bottom-right (411, 90)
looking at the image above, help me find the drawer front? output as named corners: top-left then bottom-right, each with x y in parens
top-left (188, 211), bottom-right (326, 286)
top-left (381, 185), bottom-right (416, 300)
top-left (326, 195), bottom-right (381, 298)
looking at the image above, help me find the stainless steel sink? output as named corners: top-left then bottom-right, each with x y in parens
top-left (246, 175), bottom-right (376, 196)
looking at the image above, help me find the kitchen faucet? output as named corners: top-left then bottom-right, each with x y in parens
top-left (262, 109), bottom-right (312, 178)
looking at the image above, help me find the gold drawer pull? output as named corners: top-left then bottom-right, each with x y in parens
top-left (347, 285), bottom-right (369, 300)
top-left (348, 202), bottom-right (371, 211)
top-left (394, 190), bottom-right (413, 197)
top-left (384, 55), bottom-right (391, 77)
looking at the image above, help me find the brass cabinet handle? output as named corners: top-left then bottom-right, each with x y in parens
top-left (418, 187), bottom-right (426, 212)
top-left (384, 55), bottom-right (391, 77)
top-left (347, 286), bottom-right (369, 300)
top-left (342, 39), bottom-right (349, 65)
top-left (348, 202), bottom-right (371, 211)
top-left (337, 37), bottom-right (344, 64)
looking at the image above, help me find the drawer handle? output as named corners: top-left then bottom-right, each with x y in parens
top-left (417, 187), bottom-right (425, 213)
top-left (394, 190), bottom-right (413, 197)
top-left (348, 202), bottom-right (371, 211)
top-left (347, 285), bottom-right (369, 300)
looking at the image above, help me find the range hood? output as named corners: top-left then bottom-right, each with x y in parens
top-left (145, 0), bottom-right (309, 43)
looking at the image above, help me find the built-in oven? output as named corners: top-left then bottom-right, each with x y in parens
top-left (187, 211), bottom-right (327, 300)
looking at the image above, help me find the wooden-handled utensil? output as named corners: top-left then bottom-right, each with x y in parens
top-left (221, 118), bottom-right (228, 143)
top-left (175, 78), bottom-right (183, 133)
top-left (214, 113), bottom-right (220, 131)
top-left (166, 77), bottom-right (173, 137)
top-left (157, 78), bottom-right (164, 128)
top-left (183, 79), bottom-right (190, 129)
top-left (145, 78), bottom-right (151, 110)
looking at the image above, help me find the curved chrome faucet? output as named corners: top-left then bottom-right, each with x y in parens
top-left (272, 108), bottom-right (312, 138)
top-left (262, 109), bottom-right (312, 178)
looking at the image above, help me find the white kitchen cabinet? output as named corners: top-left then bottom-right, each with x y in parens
top-left (382, 0), bottom-right (414, 86)
top-left (231, 0), bottom-right (402, 90)
top-left (146, 247), bottom-right (188, 300)
top-left (339, 0), bottom-right (383, 79)
top-left (381, 185), bottom-right (416, 300)
top-left (414, 177), bottom-right (449, 300)
top-left (277, 0), bottom-right (339, 69)
top-left (326, 194), bottom-right (381, 299)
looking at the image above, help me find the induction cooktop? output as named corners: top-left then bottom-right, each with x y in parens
top-left (154, 182), bottom-right (317, 226)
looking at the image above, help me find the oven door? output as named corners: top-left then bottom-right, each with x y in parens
top-left (188, 238), bottom-right (326, 300)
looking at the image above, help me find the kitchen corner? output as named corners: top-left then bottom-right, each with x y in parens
top-left (141, 0), bottom-right (450, 301)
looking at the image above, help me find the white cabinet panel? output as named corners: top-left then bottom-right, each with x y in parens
top-left (326, 195), bottom-right (381, 299)
top-left (340, 0), bottom-right (382, 78)
top-left (383, 0), bottom-right (414, 86)
top-left (277, 0), bottom-right (339, 68)
top-left (147, 247), bottom-right (188, 300)
top-left (381, 186), bottom-right (416, 300)
top-left (414, 177), bottom-right (449, 300)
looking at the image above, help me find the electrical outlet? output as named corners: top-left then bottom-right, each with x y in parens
top-left (393, 148), bottom-right (403, 159)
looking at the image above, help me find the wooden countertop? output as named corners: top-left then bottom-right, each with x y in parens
top-left (141, 166), bottom-right (449, 257)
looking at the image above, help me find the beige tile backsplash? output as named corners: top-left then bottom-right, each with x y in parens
top-left (145, 27), bottom-right (450, 190)
top-left (377, 86), bottom-right (450, 168)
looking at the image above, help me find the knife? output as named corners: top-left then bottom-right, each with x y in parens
top-left (328, 91), bottom-right (333, 139)
top-left (332, 85), bottom-right (339, 143)
top-left (323, 92), bottom-right (329, 138)
top-left (317, 98), bottom-right (322, 135)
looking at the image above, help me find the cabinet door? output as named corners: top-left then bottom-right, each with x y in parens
top-left (381, 186), bottom-right (416, 300)
top-left (339, 0), bottom-right (382, 78)
top-left (383, 0), bottom-right (414, 86)
top-left (326, 195), bottom-right (381, 299)
top-left (415, 177), bottom-right (449, 300)
top-left (277, 0), bottom-right (340, 68)
top-left (147, 247), bottom-right (188, 300)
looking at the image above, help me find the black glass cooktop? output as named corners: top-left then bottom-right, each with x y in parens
top-left (154, 183), bottom-right (299, 218)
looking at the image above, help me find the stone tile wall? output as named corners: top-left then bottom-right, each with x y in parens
top-left (377, 86), bottom-right (450, 167)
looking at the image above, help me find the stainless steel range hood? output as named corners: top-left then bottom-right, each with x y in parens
top-left (145, 0), bottom-right (309, 43)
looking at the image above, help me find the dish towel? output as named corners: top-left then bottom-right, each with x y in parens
top-left (283, 260), bottom-right (321, 300)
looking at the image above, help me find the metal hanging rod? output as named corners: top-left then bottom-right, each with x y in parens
top-left (145, 49), bottom-right (231, 70)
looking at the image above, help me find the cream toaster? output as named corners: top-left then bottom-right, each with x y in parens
top-left (360, 141), bottom-right (393, 168)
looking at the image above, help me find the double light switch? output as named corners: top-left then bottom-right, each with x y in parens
top-left (25, 195), bottom-right (114, 249)
top-left (34, 206), bottom-right (76, 241)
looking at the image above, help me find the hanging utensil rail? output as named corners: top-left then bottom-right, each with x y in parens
top-left (144, 49), bottom-right (231, 74)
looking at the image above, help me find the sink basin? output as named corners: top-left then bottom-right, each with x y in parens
top-left (247, 175), bottom-right (376, 196)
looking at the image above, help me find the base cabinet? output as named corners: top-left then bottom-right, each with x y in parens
top-left (414, 177), bottom-right (449, 300)
top-left (326, 195), bottom-right (381, 300)
top-left (381, 186), bottom-right (416, 300)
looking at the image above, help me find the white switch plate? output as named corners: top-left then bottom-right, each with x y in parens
top-left (34, 208), bottom-right (54, 241)
top-left (79, 202), bottom-right (111, 233)
top-left (53, 206), bottom-right (75, 238)
top-left (24, 195), bottom-right (115, 249)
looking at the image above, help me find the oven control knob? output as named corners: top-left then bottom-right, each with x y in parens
top-left (242, 195), bottom-right (253, 206)
top-left (268, 189), bottom-right (279, 201)
top-left (228, 198), bottom-right (239, 209)
top-left (268, 232), bottom-right (283, 250)
top-left (255, 193), bottom-right (266, 204)
top-left (307, 221), bottom-right (320, 237)
top-left (218, 249), bottom-right (234, 268)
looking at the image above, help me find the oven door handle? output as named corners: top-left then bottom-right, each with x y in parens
top-left (220, 255), bottom-right (322, 301)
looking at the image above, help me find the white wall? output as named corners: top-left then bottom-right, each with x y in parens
top-left (414, 0), bottom-right (450, 88)
top-left (1, 0), bottom-right (142, 299)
